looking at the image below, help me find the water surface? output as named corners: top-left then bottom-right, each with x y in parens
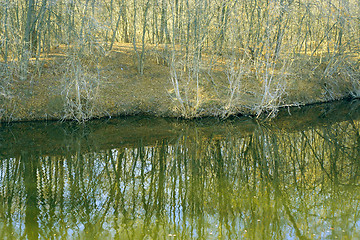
top-left (1, 100), bottom-right (360, 239)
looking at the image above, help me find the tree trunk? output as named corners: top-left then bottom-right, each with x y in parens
top-left (21, 0), bottom-right (35, 81)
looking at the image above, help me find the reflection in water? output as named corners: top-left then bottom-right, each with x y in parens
top-left (1, 101), bottom-right (360, 239)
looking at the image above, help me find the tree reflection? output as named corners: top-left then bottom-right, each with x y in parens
top-left (1, 118), bottom-right (360, 239)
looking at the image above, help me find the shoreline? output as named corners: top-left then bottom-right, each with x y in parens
top-left (0, 94), bottom-right (358, 124)
top-left (2, 98), bottom-right (360, 158)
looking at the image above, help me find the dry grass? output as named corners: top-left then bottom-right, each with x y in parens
top-left (0, 43), bottom-right (359, 122)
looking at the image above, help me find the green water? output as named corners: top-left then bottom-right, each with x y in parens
top-left (1, 100), bottom-right (360, 240)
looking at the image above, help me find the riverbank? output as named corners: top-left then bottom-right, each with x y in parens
top-left (1, 43), bottom-right (359, 122)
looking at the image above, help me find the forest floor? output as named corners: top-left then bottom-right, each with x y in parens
top-left (1, 42), bottom-right (359, 122)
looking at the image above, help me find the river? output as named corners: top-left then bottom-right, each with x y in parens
top-left (1, 100), bottom-right (360, 239)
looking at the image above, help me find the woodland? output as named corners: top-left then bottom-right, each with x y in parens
top-left (0, 0), bottom-right (359, 121)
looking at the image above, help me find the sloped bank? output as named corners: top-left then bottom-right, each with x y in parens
top-left (0, 44), bottom-right (359, 122)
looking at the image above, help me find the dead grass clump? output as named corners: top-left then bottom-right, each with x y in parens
top-left (60, 56), bottom-right (102, 122)
top-left (169, 64), bottom-right (203, 118)
top-left (167, 47), bottom-right (293, 119)
top-left (221, 57), bottom-right (247, 117)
